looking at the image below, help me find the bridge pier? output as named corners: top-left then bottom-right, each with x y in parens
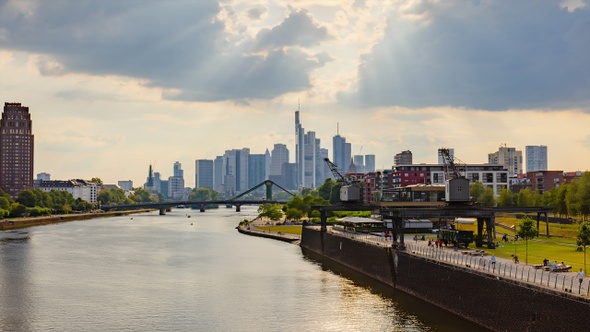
top-left (235, 204), bottom-right (241, 212)
top-left (200, 204), bottom-right (205, 212)
top-left (166, 207), bottom-right (172, 212)
top-left (159, 208), bottom-right (166, 215)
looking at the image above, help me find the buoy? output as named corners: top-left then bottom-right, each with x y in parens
top-left (190, 223), bottom-right (193, 225)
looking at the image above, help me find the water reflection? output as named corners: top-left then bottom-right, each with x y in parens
top-left (0, 230), bottom-right (32, 332)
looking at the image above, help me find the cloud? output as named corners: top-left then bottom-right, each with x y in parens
top-left (254, 9), bottom-right (332, 49)
top-left (247, 6), bottom-right (267, 20)
top-left (356, 1), bottom-right (590, 111)
top-left (0, 1), bottom-right (330, 102)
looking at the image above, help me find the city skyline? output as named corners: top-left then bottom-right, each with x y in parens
top-left (1, 1), bottom-right (589, 187)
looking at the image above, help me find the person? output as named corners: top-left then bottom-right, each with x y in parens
top-left (543, 258), bottom-right (548, 266)
top-left (578, 269), bottom-right (585, 286)
top-left (491, 255), bottom-right (496, 269)
top-left (513, 255), bottom-right (519, 264)
top-left (553, 261), bottom-right (558, 269)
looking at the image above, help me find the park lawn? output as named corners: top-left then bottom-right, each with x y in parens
top-left (257, 225), bottom-right (302, 235)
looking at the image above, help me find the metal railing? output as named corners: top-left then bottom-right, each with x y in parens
top-left (406, 242), bottom-right (590, 297)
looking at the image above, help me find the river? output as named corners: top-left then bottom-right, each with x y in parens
top-left (0, 207), bottom-right (485, 331)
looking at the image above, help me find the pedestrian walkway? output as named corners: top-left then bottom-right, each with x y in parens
top-left (328, 227), bottom-right (590, 298)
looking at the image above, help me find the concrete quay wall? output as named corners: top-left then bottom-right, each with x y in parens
top-left (300, 225), bottom-right (590, 332)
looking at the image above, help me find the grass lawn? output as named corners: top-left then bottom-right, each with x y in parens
top-left (454, 214), bottom-right (589, 271)
top-left (256, 225), bottom-right (302, 235)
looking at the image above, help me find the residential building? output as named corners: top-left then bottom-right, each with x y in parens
top-left (526, 145), bottom-right (548, 172)
top-left (0, 102), bottom-right (34, 197)
top-left (392, 163), bottom-right (509, 196)
top-left (36, 179), bottom-right (98, 203)
top-left (488, 145), bottom-right (522, 177)
top-left (394, 150), bottom-right (412, 165)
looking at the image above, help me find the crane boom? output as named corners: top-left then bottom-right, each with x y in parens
top-left (324, 158), bottom-right (346, 182)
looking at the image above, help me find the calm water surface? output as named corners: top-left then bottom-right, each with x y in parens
top-left (0, 207), bottom-right (485, 331)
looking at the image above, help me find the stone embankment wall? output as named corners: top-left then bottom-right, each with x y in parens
top-left (0, 210), bottom-right (151, 230)
top-left (300, 225), bottom-right (590, 332)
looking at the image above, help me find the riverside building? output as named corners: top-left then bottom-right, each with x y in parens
top-left (0, 102), bottom-right (34, 198)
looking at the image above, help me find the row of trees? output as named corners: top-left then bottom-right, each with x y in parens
top-left (0, 188), bottom-right (95, 218)
top-left (470, 172), bottom-right (590, 220)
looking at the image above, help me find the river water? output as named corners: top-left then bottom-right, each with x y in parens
top-left (0, 207), bottom-right (485, 331)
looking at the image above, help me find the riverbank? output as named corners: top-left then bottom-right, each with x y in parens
top-left (0, 209), bottom-right (152, 230)
top-left (236, 224), bottom-right (300, 243)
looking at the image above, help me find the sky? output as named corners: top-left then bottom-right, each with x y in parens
top-left (1, 0), bottom-right (589, 188)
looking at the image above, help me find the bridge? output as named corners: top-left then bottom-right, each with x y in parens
top-left (100, 180), bottom-right (294, 215)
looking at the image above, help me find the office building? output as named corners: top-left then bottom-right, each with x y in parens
top-left (117, 180), bottom-right (133, 191)
top-left (526, 145), bottom-right (548, 172)
top-left (195, 159), bottom-right (214, 189)
top-left (365, 154), bottom-right (376, 173)
top-left (0, 102), bottom-right (34, 198)
top-left (248, 153), bottom-right (267, 190)
top-left (270, 144), bottom-right (289, 176)
top-left (333, 133), bottom-right (351, 174)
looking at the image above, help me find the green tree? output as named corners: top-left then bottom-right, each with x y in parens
top-left (576, 222), bottom-right (590, 274)
top-left (479, 186), bottom-right (496, 207)
top-left (16, 190), bottom-right (38, 207)
top-left (98, 188), bottom-right (127, 205)
top-left (285, 207), bottom-right (304, 222)
top-left (577, 173), bottom-right (590, 221)
top-left (318, 178), bottom-right (336, 201)
top-left (469, 181), bottom-right (485, 202)
top-left (516, 217), bottom-right (538, 265)
top-left (517, 188), bottom-right (536, 207)
top-left (130, 187), bottom-right (158, 203)
top-left (0, 196), bottom-right (11, 210)
top-left (257, 203), bottom-right (283, 221)
top-left (188, 187), bottom-right (219, 201)
top-left (498, 187), bottom-right (516, 207)
top-left (91, 177), bottom-right (103, 186)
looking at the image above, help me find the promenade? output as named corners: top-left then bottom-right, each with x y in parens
top-left (328, 227), bottom-right (590, 298)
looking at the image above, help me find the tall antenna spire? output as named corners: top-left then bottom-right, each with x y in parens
top-left (337, 122), bottom-right (339, 135)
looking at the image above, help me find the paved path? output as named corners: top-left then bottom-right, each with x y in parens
top-left (328, 227), bottom-right (590, 298)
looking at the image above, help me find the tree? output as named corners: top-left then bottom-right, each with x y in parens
top-left (285, 207), bottom-right (304, 222)
top-left (317, 178), bottom-right (336, 201)
top-left (516, 217), bottom-right (537, 265)
top-left (188, 187), bottom-right (219, 201)
top-left (576, 222), bottom-right (590, 274)
top-left (469, 181), bottom-right (485, 202)
top-left (130, 187), bottom-right (158, 203)
top-left (98, 188), bottom-right (127, 205)
top-left (498, 187), bottom-right (516, 207)
top-left (517, 188), bottom-right (536, 207)
top-left (479, 186), bottom-right (496, 207)
top-left (257, 203), bottom-right (283, 221)
top-left (91, 177), bottom-right (103, 186)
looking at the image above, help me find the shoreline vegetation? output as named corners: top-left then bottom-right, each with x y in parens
top-left (0, 209), bottom-right (152, 231)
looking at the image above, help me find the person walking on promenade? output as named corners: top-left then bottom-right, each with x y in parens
top-left (578, 268), bottom-right (585, 292)
top-left (491, 255), bottom-right (496, 270)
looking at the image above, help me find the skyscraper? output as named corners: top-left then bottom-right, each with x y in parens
top-left (0, 102), bottom-right (34, 197)
top-left (295, 106), bottom-right (305, 188)
top-left (270, 143), bottom-right (289, 176)
top-left (333, 132), bottom-right (351, 174)
top-left (526, 145), bottom-right (548, 172)
top-left (364, 154), bottom-right (376, 172)
top-left (195, 159), bottom-right (214, 189)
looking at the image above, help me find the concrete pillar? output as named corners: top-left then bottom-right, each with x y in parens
top-left (200, 204), bottom-right (205, 212)
top-left (159, 208), bottom-right (166, 215)
top-left (235, 205), bottom-right (241, 212)
top-left (166, 207), bottom-right (172, 212)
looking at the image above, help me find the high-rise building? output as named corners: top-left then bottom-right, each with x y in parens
top-left (394, 150), bottom-right (412, 165)
top-left (295, 107), bottom-right (305, 188)
top-left (488, 145), bottom-right (522, 176)
top-left (270, 144), bottom-right (289, 176)
top-left (248, 153), bottom-right (267, 189)
top-left (526, 145), bottom-right (548, 172)
top-left (353, 155), bottom-right (364, 173)
top-left (213, 156), bottom-right (223, 193)
top-left (195, 159), bottom-right (214, 189)
top-left (222, 148), bottom-right (249, 195)
top-left (303, 131), bottom-right (318, 188)
top-left (333, 133), bottom-right (351, 174)
top-left (168, 161), bottom-right (185, 199)
top-left (364, 154), bottom-right (376, 172)
top-left (118, 180), bottom-right (133, 191)
top-left (37, 172), bottom-right (50, 181)
top-left (0, 102), bottom-right (34, 197)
